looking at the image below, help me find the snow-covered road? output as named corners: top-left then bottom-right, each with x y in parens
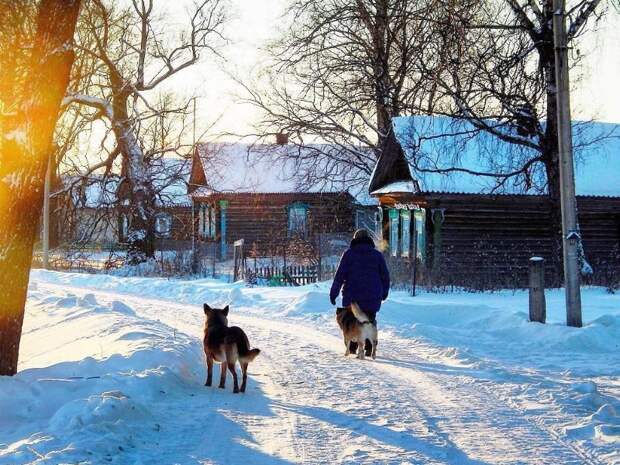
top-left (2, 271), bottom-right (619, 464)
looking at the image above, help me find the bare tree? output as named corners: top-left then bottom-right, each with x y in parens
top-left (56, 94), bottom-right (196, 251)
top-left (62, 0), bottom-right (226, 263)
top-left (417, 0), bottom-right (606, 193)
top-left (401, 0), bottom-right (607, 279)
top-left (239, 0), bottom-right (442, 190)
top-left (0, 0), bottom-right (82, 376)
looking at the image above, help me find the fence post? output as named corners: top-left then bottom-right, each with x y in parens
top-left (529, 257), bottom-right (546, 324)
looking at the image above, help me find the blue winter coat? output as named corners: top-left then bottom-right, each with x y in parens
top-left (329, 236), bottom-right (390, 312)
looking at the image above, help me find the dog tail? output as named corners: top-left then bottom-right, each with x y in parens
top-left (236, 330), bottom-right (261, 362)
top-left (240, 348), bottom-right (261, 363)
top-left (350, 302), bottom-right (370, 324)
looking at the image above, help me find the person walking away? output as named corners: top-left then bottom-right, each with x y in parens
top-left (330, 229), bottom-right (390, 355)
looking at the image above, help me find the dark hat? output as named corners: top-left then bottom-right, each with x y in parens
top-left (353, 229), bottom-right (370, 240)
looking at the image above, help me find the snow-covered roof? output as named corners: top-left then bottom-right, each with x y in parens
top-left (392, 116), bottom-right (620, 197)
top-left (149, 157), bottom-right (191, 206)
top-left (63, 157), bottom-right (191, 208)
top-left (191, 142), bottom-right (377, 205)
top-left (370, 180), bottom-right (420, 196)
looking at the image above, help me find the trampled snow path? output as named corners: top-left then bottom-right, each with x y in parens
top-left (12, 277), bottom-right (616, 465)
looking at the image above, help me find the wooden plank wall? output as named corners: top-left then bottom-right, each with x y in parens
top-left (577, 196), bottom-right (620, 287)
top-left (194, 192), bottom-right (355, 256)
top-left (424, 193), bottom-right (620, 289)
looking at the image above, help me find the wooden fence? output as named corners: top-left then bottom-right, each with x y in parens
top-left (246, 264), bottom-right (338, 286)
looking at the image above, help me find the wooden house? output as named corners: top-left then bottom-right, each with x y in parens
top-left (369, 116), bottom-right (620, 289)
top-left (51, 157), bottom-right (193, 249)
top-left (189, 142), bottom-right (373, 259)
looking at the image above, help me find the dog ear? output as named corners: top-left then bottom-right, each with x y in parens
top-left (203, 304), bottom-right (212, 314)
top-left (222, 305), bottom-right (229, 316)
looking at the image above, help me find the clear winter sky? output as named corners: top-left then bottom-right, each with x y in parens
top-left (163, 1), bottom-right (620, 140)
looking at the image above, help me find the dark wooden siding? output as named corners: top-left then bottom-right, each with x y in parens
top-left (193, 192), bottom-right (355, 255)
top-left (161, 205), bottom-right (193, 241)
top-left (422, 193), bottom-right (620, 288)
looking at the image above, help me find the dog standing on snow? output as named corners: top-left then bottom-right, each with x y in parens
top-left (203, 304), bottom-right (260, 393)
top-left (336, 302), bottom-right (378, 360)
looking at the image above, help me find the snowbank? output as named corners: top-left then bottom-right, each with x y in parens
top-left (0, 285), bottom-right (204, 464)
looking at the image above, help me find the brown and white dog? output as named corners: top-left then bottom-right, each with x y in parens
top-left (335, 302), bottom-right (377, 360)
top-left (203, 304), bottom-right (260, 393)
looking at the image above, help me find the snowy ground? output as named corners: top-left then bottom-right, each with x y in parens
top-left (1, 270), bottom-right (619, 465)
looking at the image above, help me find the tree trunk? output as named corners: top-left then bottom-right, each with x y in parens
top-left (111, 93), bottom-right (155, 264)
top-left (0, 0), bottom-right (81, 376)
top-left (370, 0), bottom-right (392, 147)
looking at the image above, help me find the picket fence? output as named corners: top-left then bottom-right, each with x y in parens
top-left (246, 264), bottom-right (337, 286)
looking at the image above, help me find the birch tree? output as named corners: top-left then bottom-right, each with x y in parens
top-left (62, 0), bottom-right (226, 263)
top-left (0, 0), bottom-right (82, 376)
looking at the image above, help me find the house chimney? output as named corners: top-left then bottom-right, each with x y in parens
top-left (275, 132), bottom-right (289, 145)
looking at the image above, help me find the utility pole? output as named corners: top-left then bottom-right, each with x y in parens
top-left (553, 0), bottom-right (582, 327)
top-left (42, 152), bottom-right (53, 270)
top-left (191, 97), bottom-right (197, 273)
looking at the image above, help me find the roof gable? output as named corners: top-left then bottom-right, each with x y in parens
top-left (368, 126), bottom-right (419, 195)
top-left (188, 150), bottom-right (207, 193)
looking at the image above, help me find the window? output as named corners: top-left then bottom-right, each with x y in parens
top-left (119, 214), bottom-right (130, 242)
top-left (288, 202), bottom-right (308, 237)
top-left (198, 204), bottom-right (217, 239)
top-left (400, 210), bottom-right (411, 258)
top-left (208, 206), bottom-right (217, 238)
top-left (375, 208), bottom-right (383, 240)
top-left (414, 210), bottom-right (426, 262)
top-left (198, 205), bottom-right (205, 237)
top-left (355, 209), bottom-right (375, 233)
top-left (355, 210), bottom-right (363, 230)
top-left (388, 208), bottom-right (399, 256)
top-left (155, 213), bottom-right (172, 237)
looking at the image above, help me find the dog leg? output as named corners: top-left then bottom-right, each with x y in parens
top-left (357, 339), bottom-right (365, 360)
top-left (240, 362), bottom-right (248, 393)
top-left (218, 363), bottom-right (227, 389)
top-left (344, 337), bottom-right (350, 356)
top-left (372, 339), bottom-right (377, 360)
top-left (205, 354), bottom-right (213, 386)
top-left (228, 363), bottom-right (239, 393)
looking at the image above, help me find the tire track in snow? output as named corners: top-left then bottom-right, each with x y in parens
top-left (232, 312), bottom-right (594, 465)
top-left (378, 332), bottom-right (609, 465)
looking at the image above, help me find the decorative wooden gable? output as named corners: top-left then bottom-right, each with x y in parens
top-left (188, 148), bottom-right (208, 193)
top-left (368, 125), bottom-right (420, 195)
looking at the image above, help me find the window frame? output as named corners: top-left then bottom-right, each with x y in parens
top-left (388, 208), bottom-right (399, 257)
top-left (287, 202), bottom-right (309, 238)
top-left (154, 212), bottom-right (173, 237)
top-left (400, 209), bottom-right (411, 258)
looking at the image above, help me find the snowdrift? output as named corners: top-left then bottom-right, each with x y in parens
top-left (0, 286), bottom-right (203, 464)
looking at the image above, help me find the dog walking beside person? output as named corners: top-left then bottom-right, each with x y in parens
top-left (330, 229), bottom-right (390, 358)
top-left (203, 304), bottom-right (260, 393)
